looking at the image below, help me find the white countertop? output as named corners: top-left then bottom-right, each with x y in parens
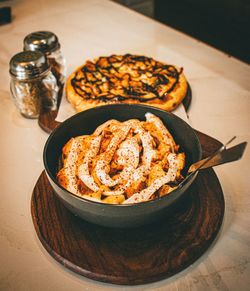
top-left (0, 0), bottom-right (250, 290)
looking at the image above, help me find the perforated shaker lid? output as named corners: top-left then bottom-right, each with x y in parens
top-left (9, 51), bottom-right (50, 80)
top-left (23, 31), bottom-right (60, 54)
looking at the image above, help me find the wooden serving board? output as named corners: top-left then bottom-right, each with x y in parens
top-left (38, 84), bottom-right (192, 134)
top-left (31, 131), bottom-right (225, 285)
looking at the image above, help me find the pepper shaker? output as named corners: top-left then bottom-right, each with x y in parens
top-left (9, 51), bottom-right (59, 119)
top-left (23, 31), bottom-right (66, 87)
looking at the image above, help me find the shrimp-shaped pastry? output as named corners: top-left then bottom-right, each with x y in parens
top-left (123, 153), bottom-right (178, 204)
top-left (95, 123), bottom-right (131, 187)
top-left (145, 112), bottom-right (176, 152)
top-left (93, 119), bottom-right (120, 136)
top-left (78, 135), bottom-right (102, 192)
top-left (102, 136), bottom-right (140, 196)
top-left (57, 136), bottom-right (86, 195)
top-left (121, 125), bottom-right (156, 189)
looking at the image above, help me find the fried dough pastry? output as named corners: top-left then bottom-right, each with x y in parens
top-left (57, 113), bottom-right (186, 204)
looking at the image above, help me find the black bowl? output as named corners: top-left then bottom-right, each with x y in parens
top-left (43, 104), bottom-right (202, 228)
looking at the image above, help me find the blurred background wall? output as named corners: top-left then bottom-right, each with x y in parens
top-left (114, 0), bottom-right (250, 64)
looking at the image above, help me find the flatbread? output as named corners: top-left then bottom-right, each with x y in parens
top-left (66, 54), bottom-right (188, 112)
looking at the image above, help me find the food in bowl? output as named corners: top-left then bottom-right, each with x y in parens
top-left (44, 104), bottom-right (202, 227)
top-left (66, 54), bottom-right (188, 112)
top-left (57, 112), bottom-right (186, 204)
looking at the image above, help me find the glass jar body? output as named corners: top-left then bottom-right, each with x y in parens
top-left (10, 71), bottom-right (59, 119)
top-left (47, 48), bottom-right (66, 87)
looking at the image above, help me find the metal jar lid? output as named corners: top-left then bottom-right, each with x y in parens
top-left (9, 51), bottom-right (50, 80)
top-left (23, 31), bottom-right (60, 54)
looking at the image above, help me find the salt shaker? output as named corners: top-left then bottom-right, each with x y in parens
top-left (23, 31), bottom-right (66, 87)
top-left (9, 51), bottom-right (59, 119)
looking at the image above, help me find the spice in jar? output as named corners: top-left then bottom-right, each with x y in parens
top-left (9, 51), bottom-right (59, 119)
top-left (23, 31), bottom-right (66, 87)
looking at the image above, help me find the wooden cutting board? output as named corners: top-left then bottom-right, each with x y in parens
top-left (31, 131), bottom-right (225, 285)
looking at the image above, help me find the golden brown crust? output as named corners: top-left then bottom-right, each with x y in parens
top-left (66, 54), bottom-right (188, 112)
top-left (57, 115), bottom-right (186, 204)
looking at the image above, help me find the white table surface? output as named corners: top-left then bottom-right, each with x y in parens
top-left (1, 0), bottom-right (250, 290)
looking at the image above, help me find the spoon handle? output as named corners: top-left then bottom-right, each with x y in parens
top-left (188, 142), bottom-right (247, 174)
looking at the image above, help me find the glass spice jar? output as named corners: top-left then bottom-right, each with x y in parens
top-left (9, 51), bottom-right (59, 119)
top-left (23, 31), bottom-right (66, 87)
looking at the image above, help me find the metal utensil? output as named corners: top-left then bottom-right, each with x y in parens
top-left (186, 136), bottom-right (247, 179)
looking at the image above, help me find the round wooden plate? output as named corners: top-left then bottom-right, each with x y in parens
top-left (31, 131), bottom-right (225, 285)
top-left (38, 84), bottom-right (192, 134)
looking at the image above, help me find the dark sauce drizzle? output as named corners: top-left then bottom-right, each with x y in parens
top-left (71, 54), bottom-right (183, 103)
